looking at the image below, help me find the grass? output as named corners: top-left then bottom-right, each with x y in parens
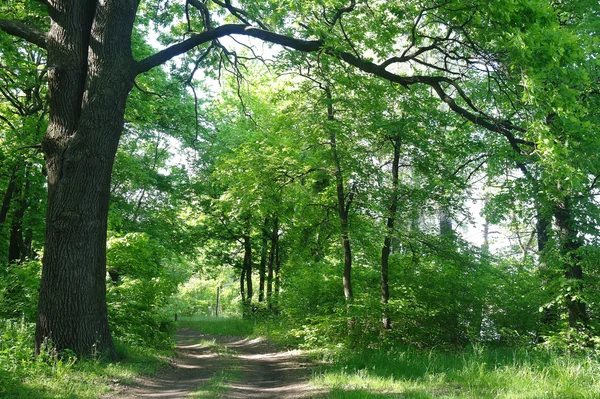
top-left (5, 316), bottom-right (600, 399)
top-left (189, 368), bottom-right (243, 399)
top-left (177, 316), bottom-right (600, 398)
top-left (309, 345), bottom-right (600, 398)
top-left (0, 319), bottom-right (171, 398)
top-left (177, 315), bottom-right (256, 336)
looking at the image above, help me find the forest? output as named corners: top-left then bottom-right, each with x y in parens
top-left (1, 0), bottom-right (600, 398)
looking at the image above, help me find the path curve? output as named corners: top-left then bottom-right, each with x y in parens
top-left (105, 328), bottom-right (323, 398)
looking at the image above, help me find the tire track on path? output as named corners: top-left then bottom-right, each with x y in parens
top-left (105, 327), bottom-right (323, 398)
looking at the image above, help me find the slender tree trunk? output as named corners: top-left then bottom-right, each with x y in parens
top-left (439, 207), bottom-right (454, 238)
top-left (215, 286), bottom-right (220, 317)
top-left (325, 87), bottom-right (353, 303)
top-left (381, 135), bottom-right (401, 330)
top-left (243, 233), bottom-right (253, 306)
top-left (274, 235), bottom-right (281, 312)
top-left (8, 165), bottom-right (29, 263)
top-left (35, 0), bottom-right (139, 357)
top-left (240, 264), bottom-right (246, 304)
top-left (258, 218), bottom-right (268, 302)
top-left (536, 209), bottom-right (550, 252)
top-left (267, 217), bottom-right (278, 309)
top-left (0, 163), bottom-right (19, 227)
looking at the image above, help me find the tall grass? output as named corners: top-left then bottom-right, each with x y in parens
top-left (179, 316), bottom-right (600, 398)
top-left (310, 345), bottom-right (600, 398)
top-left (0, 318), bottom-right (170, 398)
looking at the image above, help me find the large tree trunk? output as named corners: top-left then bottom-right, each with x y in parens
top-left (381, 135), bottom-right (401, 330)
top-left (35, 0), bottom-right (139, 357)
top-left (554, 196), bottom-right (587, 329)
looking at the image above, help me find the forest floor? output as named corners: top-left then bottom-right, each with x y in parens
top-left (103, 327), bottom-right (324, 399)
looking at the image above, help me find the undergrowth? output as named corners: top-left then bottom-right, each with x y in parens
top-left (178, 315), bottom-right (600, 398)
top-left (5, 315), bottom-right (600, 399)
top-left (0, 318), bottom-right (171, 398)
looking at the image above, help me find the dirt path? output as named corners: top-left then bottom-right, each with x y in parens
top-left (105, 328), bottom-right (324, 398)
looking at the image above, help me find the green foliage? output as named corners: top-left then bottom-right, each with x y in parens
top-left (311, 344), bottom-right (600, 399)
top-left (106, 233), bottom-right (186, 348)
top-left (0, 0), bottom-right (599, 378)
top-left (177, 316), bottom-right (255, 337)
top-left (0, 259), bottom-right (41, 321)
top-left (0, 318), bottom-right (170, 398)
top-left (169, 274), bottom-right (240, 317)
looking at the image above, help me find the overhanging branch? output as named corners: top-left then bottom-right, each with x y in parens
top-left (135, 24), bottom-right (323, 75)
top-left (136, 24), bottom-right (532, 148)
top-left (0, 19), bottom-right (47, 49)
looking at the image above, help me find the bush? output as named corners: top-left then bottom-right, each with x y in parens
top-left (106, 232), bottom-right (184, 349)
top-left (0, 259), bottom-right (41, 321)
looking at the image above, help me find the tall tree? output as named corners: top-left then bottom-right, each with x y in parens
top-left (2, 0), bottom-right (583, 355)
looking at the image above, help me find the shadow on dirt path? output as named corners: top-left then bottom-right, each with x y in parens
top-left (104, 328), bottom-right (324, 399)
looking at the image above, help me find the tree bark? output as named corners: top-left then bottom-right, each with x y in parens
top-left (325, 87), bottom-right (353, 303)
top-left (381, 135), bottom-right (401, 330)
top-left (34, 0), bottom-right (140, 357)
top-left (0, 163), bottom-right (20, 227)
top-left (274, 234), bottom-right (281, 313)
top-left (258, 218), bottom-right (268, 302)
top-left (536, 209), bottom-right (550, 253)
top-left (439, 207), bottom-right (454, 239)
top-left (239, 263), bottom-right (246, 304)
top-left (554, 196), bottom-right (587, 329)
top-left (267, 217), bottom-right (278, 309)
top-left (8, 163), bottom-right (30, 263)
top-left (243, 232), bottom-right (253, 306)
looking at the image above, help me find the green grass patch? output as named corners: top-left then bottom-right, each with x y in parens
top-left (310, 345), bottom-right (600, 399)
top-left (177, 315), bottom-right (256, 336)
top-left (0, 319), bottom-right (171, 398)
top-left (189, 368), bottom-right (242, 399)
top-left (195, 338), bottom-right (237, 357)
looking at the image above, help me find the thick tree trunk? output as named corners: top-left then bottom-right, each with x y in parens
top-left (554, 197), bottom-right (587, 329)
top-left (536, 204), bottom-right (557, 329)
top-left (381, 135), bottom-right (401, 330)
top-left (35, 0), bottom-right (139, 357)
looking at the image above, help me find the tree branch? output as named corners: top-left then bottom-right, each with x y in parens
top-left (135, 24), bottom-right (323, 75)
top-left (188, 0), bottom-right (212, 31)
top-left (0, 19), bottom-right (47, 49)
top-left (136, 24), bottom-right (531, 148)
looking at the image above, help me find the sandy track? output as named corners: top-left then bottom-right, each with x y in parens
top-left (104, 328), bottom-right (323, 399)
